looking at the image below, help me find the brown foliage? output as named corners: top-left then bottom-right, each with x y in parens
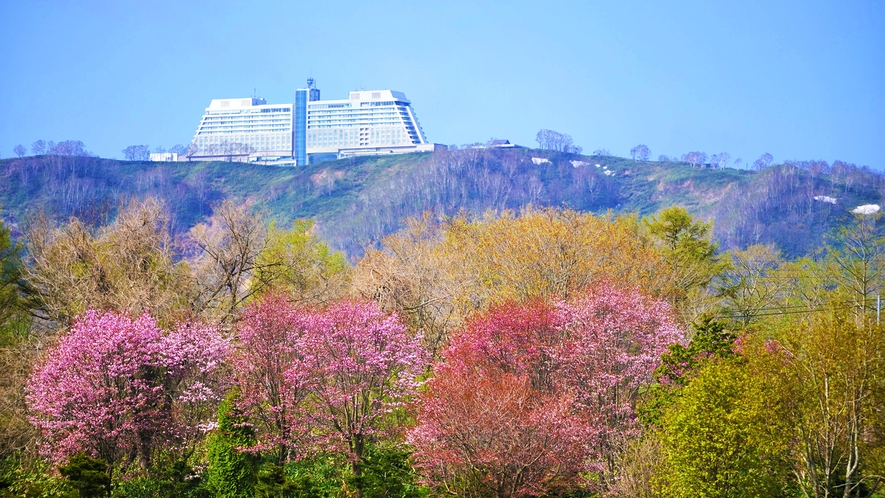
top-left (350, 213), bottom-right (469, 356)
top-left (0, 340), bottom-right (41, 459)
top-left (23, 198), bottom-right (193, 327)
top-left (184, 200), bottom-right (269, 323)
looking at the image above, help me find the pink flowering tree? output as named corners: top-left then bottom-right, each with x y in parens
top-left (26, 310), bottom-right (230, 473)
top-left (410, 371), bottom-right (585, 497)
top-left (232, 297), bottom-right (427, 480)
top-left (163, 321), bottom-right (233, 453)
top-left (231, 294), bottom-right (315, 463)
top-left (301, 300), bottom-right (427, 478)
top-left (409, 284), bottom-right (683, 495)
top-left (559, 285), bottom-right (683, 480)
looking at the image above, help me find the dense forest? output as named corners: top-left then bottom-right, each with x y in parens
top-left (1, 150), bottom-right (884, 497)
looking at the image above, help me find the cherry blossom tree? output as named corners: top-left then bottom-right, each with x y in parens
top-left (559, 284), bottom-right (683, 478)
top-left (26, 310), bottom-right (229, 473)
top-left (301, 300), bottom-right (427, 480)
top-left (231, 295), bottom-right (315, 463)
top-left (438, 299), bottom-right (565, 392)
top-left (409, 285), bottom-right (683, 495)
top-left (410, 370), bottom-right (585, 497)
top-left (410, 300), bottom-right (585, 496)
top-left (232, 297), bottom-right (426, 488)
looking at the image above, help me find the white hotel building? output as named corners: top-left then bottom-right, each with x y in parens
top-left (188, 79), bottom-right (440, 165)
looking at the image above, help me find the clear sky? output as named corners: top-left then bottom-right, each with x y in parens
top-left (1, 0), bottom-right (883, 168)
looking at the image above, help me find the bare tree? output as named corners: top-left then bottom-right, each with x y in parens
top-left (31, 140), bottom-right (46, 156)
top-left (681, 151), bottom-right (707, 167)
top-left (753, 153), bottom-right (774, 171)
top-left (122, 145), bottom-right (151, 161)
top-left (710, 152), bottom-right (730, 169)
top-left (13, 145), bottom-right (26, 158)
top-left (184, 143), bottom-right (197, 162)
top-left (535, 129), bottom-right (582, 153)
top-left (630, 144), bottom-right (650, 161)
top-left (184, 200), bottom-right (269, 323)
top-left (50, 140), bottom-right (91, 157)
top-left (169, 144), bottom-right (188, 156)
top-left (592, 148), bottom-right (611, 157)
top-left (658, 155), bottom-right (670, 162)
top-left (22, 198), bottom-right (191, 326)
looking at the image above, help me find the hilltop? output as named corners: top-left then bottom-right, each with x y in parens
top-left (2, 149), bottom-right (882, 259)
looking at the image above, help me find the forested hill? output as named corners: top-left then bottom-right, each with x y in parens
top-left (2, 149), bottom-right (883, 259)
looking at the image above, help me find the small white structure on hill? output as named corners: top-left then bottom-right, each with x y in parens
top-left (149, 152), bottom-right (179, 162)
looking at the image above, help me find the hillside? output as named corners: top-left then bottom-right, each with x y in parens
top-left (2, 149), bottom-right (883, 259)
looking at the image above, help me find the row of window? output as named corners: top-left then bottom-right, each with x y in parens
top-left (206, 109), bottom-right (291, 115)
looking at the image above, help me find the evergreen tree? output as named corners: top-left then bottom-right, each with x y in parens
top-left (206, 393), bottom-right (258, 498)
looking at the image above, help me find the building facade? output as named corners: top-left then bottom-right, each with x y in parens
top-left (187, 79), bottom-right (439, 165)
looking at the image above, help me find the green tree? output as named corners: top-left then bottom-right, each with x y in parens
top-left (252, 219), bottom-right (348, 304)
top-left (777, 307), bottom-right (885, 497)
top-left (282, 455), bottom-right (349, 498)
top-left (0, 212), bottom-right (35, 465)
top-left (656, 315), bottom-right (737, 388)
top-left (59, 454), bottom-right (111, 498)
top-left (716, 244), bottom-right (789, 327)
top-left (206, 393), bottom-right (258, 498)
top-left (0, 453), bottom-right (75, 497)
top-left (645, 206), bottom-right (717, 264)
top-left (644, 206), bottom-right (727, 322)
top-left (659, 352), bottom-right (797, 497)
top-left (0, 211), bottom-right (25, 341)
top-left (640, 316), bottom-right (736, 427)
top-left (348, 443), bottom-right (428, 498)
top-left (822, 211), bottom-right (885, 320)
top-left (111, 458), bottom-right (210, 498)
top-left (254, 463), bottom-right (299, 498)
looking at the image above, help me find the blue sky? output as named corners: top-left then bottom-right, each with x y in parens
top-left (2, 0), bottom-right (883, 168)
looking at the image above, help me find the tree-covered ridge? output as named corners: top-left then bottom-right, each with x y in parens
top-left (2, 150), bottom-right (882, 259)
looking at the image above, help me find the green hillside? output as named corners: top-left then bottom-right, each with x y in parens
top-left (1, 149), bottom-right (882, 259)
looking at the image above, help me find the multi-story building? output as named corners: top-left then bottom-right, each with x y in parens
top-left (187, 79), bottom-right (440, 165)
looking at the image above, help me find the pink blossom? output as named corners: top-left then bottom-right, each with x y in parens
top-left (410, 283), bottom-right (684, 494)
top-left (232, 296), bottom-right (427, 464)
top-left (26, 310), bottom-right (229, 471)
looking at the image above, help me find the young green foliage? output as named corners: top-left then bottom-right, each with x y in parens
top-left (0, 210), bottom-right (26, 341)
top-left (206, 393), bottom-right (258, 498)
top-left (644, 206), bottom-right (727, 322)
top-left (659, 352), bottom-right (797, 497)
top-left (252, 219), bottom-right (348, 305)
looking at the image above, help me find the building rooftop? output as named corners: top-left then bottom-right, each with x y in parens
top-left (207, 97), bottom-right (269, 109)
